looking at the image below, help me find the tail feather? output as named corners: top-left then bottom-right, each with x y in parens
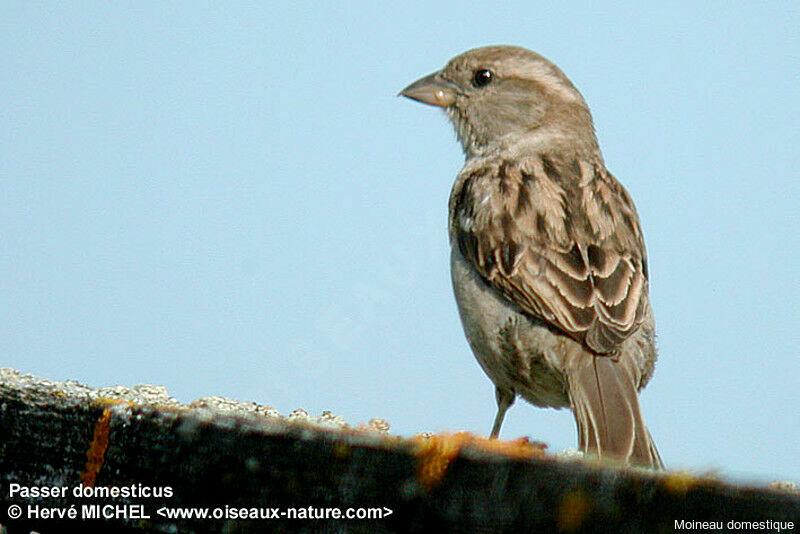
top-left (568, 355), bottom-right (663, 469)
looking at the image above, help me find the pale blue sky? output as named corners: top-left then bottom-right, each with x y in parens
top-left (2, 2), bottom-right (798, 483)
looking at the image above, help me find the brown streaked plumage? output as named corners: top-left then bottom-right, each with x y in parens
top-left (401, 45), bottom-right (663, 468)
top-left (450, 157), bottom-right (648, 354)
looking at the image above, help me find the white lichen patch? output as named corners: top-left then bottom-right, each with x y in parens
top-left (0, 367), bottom-right (390, 435)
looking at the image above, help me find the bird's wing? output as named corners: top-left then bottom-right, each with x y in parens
top-left (449, 156), bottom-right (649, 354)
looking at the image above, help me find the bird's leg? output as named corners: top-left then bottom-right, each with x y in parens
top-left (490, 387), bottom-right (515, 438)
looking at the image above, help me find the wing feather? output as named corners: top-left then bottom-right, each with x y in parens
top-left (449, 156), bottom-right (649, 354)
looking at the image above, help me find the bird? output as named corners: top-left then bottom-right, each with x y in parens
top-left (400, 45), bottom-right (663, 469)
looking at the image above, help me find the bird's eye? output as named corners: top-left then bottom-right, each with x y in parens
top-left (471, 69), bottom-right (493, 88)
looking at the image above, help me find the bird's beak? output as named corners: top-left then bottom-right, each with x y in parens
top-left (399, 71), bottom-right (459, 108)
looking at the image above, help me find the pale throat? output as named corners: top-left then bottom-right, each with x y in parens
top-left (447, 104), bottom-right (597, 161)
top-left (454, 121), bottom-right (598, 163)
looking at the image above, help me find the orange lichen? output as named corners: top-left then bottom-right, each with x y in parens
top-left (80, 408), bottom-right (112, 488)
top-left (413, 432), bottom-right (547, 489)
top-left (332, 442), bottom-right (351, 459)
top-left (555, 490), bottom-right (593, 532)
top-left (413, 433), bottom-right (466, 488)
top-left (660, 471), bottom-right (699, 495)
top-left (79, 399), bottom-right (134, 487)
top-left (465, 434), bottom-right (548, 460)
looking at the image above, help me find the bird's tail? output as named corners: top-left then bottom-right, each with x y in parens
top-left (567, 354), bottom-right (663, 469)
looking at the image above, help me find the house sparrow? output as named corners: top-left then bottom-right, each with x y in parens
top-left (400, 45), bottom-right (663, 468)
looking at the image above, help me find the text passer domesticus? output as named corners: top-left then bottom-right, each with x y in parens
top-left (401, 46), bottom-right (663, 468)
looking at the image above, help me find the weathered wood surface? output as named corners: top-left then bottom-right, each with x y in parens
top-left (1, 369), bottom-right (798, 533)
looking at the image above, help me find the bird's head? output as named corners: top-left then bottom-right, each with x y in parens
top-left (400, 46), bottom-right (598, 158)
